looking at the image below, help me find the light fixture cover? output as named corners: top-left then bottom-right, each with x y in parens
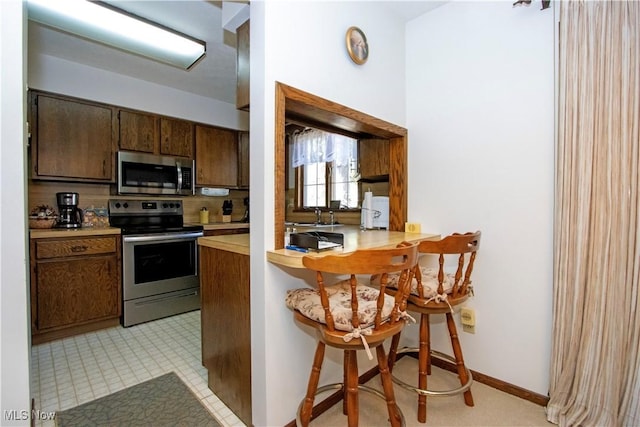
top-left (28, 0), bottom-right (206, 70)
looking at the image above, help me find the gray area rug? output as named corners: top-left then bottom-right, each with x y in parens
top-left (55, 372), bottom-right (221, 427)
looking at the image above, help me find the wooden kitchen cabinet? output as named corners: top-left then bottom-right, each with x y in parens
top-left (236, 20), bottom-right (250, 110)
top-left (30, 92), bottom-right (116, 182)
top-left (238, 131), bottom-right (250, 188)
top-left (359, 138), bottom-right (390, 180)
top-left (30, 235), bottom-right (122, 344)
top-left (195, 125), bottom-right (239, 187)
top-left (118, 109), bottom-right (159, 154)
top-left (160, 118), bottom-right (194, 158)
top-left (200, 244), bottom-right (251, 426)
top-left (118, 110), bottom-right (194, 159)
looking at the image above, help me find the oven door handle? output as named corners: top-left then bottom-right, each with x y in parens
top-left (123, 231), bottom-right (203, 243)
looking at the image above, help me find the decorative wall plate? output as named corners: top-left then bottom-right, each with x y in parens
top-left (346, 26), bottom-right (368, 65)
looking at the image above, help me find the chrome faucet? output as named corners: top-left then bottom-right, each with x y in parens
top-left (314, 207), bottom-right (322, 224)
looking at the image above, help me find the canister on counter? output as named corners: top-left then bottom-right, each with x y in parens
top-left (200, 207), bottom-right (209, 224)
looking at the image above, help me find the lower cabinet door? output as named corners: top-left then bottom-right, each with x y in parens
top-left (36, 256), bottom-right (120, 331)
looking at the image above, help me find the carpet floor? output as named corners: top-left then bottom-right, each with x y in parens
top-left (310, 356), bottom-right (551, 426)
top-left (55, 372), bottom-right (222, 427)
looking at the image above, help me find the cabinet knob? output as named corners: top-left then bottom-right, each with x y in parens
top-left (71, 245), bottom-right (88, 253)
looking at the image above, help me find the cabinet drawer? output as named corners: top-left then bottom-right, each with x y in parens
top-left (36, 237), bottom-right (117, 259)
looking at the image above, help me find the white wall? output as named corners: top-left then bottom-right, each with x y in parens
top-left (406, 2), bottom-right (554, 395)
top-left (1, 1), bottom-right (32, 425)
top-left (250, 1), bottom-right (409, 425)
top-left (28, 53), bottom-right (249, 131)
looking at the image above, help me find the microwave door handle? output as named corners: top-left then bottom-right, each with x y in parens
top-left (176, 161), bottom-right (183, 194)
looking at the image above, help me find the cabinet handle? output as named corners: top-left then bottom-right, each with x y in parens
top-left (71, 245), bottom-right (88, 253)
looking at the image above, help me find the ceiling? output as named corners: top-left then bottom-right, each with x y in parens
top-left (28, 1), bottom-right (446, 106)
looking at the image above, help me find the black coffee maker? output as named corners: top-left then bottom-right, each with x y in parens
top-left (55, 192), bottom-right (83, 228)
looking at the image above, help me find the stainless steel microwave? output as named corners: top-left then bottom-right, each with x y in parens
top-left (117, 151), bottom-right (195, 196)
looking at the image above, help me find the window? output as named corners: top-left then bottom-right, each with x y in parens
top-left (290, 129), bottom-right (359, 209)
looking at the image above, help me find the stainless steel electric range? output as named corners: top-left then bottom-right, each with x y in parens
top-left (108, 199), bottom-right (203, 327)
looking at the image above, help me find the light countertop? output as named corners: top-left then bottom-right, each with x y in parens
top-left (30, 222), bottom-right (249, 239)
top-left (267, 227), bottom-right (439, 269)
top-left (198, 234), bottom-right (250, 255)
top-left (30, 227), bottom-right (121, 239)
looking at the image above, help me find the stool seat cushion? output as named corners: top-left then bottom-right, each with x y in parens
top-left (374, 267), bottom-right (455, 299)
top-left (286, 280), bottom-right (396, 332)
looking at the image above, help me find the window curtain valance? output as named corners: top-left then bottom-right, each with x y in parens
top-left (291, 129), bottom-right (356, 168)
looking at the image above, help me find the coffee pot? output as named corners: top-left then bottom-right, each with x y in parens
top-left (55, 192), bottom-right (83, 228)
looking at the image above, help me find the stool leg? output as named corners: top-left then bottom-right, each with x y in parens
top-left (388, 332), bottom-right (402, 373)
top-left (300, 341), bottom-right (326, 426)
top-left (376, 345), bottom-right (402, 427)
top-left (418, 314), bottom-right (430, 423)
top-left (446, 312), bottom-right (474, 407)
top-left (345, 349), bottom-right (359, 427)
top-left (342, 352), bottom-right (348, 415)
top-left (425, 314), bottom-right (432, 376)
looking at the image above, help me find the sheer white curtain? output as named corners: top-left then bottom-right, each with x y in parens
top-left (290, 129), bottom-right (355, 168)
top-left (547, 1), bottom-right (640, 425)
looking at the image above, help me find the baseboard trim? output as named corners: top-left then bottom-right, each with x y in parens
top-left (422, 353), bottom-right (550, 407)
top-left (284, 353), bottom-right (548, 427)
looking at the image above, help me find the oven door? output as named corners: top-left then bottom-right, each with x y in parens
top-left (122, 231), bottom-right (202, 301)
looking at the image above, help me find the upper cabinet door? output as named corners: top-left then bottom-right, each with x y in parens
top-left (119, 111), bottom-right (194, 159)
top-left (32, 93), bottom-right (115, 182)
top-left (238, 131), bottom-right (250, 189)
top-left (118, 110), bottom-right (159, 154)
top-left (236, 20), bottom-right (250, 111)
top-left (160, 118), bottom-right (194, 159)
top-left (195, 125), bottom-right (238, 187)
top-left (359, 138), bottom-right (390, 180)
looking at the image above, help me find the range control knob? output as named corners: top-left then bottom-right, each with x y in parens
top-left (123, 202), bottom-right (129, 209)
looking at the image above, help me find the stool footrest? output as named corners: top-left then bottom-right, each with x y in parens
top-left (295, 382), bottom-right (406, 426)
top-left (392, 348), bottom-right (473, 397)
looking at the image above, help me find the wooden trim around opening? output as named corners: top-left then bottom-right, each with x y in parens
top-left (274, 82), bottom-right (408, 249)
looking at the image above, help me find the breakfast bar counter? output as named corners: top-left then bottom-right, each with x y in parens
top-left (197, 228), bottom-right (438, 426)
top-left (267, 227), bottom-right (440, 269)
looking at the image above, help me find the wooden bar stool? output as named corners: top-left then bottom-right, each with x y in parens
top-left (383, 231), bottom-right (481, 423)
top-left (285, 242), bottom-right (419, 427)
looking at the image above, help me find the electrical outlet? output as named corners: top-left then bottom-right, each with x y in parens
top-left (405, 222), bottom-right (421, 233)
top-left (460, 307), bottom-right (476, 334)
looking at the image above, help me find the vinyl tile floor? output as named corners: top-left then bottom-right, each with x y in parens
top-left (30, 310), bottom-right (244, 427)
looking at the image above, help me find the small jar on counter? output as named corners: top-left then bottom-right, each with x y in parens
top-left (199, 207), bottom-right (210, 224)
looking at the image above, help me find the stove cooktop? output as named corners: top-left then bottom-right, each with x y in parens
top-left (118, 224), bottom-right (204, 236)
top-left (108, 199), bottom-right (203, 235)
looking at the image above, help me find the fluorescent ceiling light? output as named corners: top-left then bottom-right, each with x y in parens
top-left (28, 0), bottom-right (206, 70)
